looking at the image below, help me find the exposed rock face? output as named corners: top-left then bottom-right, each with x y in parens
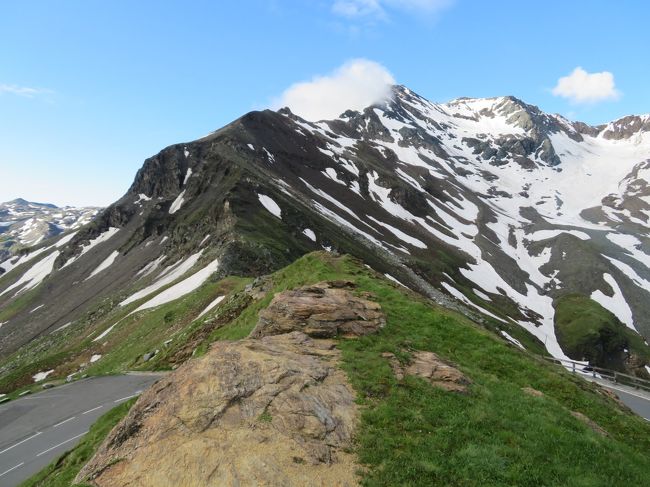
top-left (76, 332), bottom-right (360, 487)
top-left (382, 350), bottom-right (470, 393)
top-left (250, 281), bottom-right (386, 339)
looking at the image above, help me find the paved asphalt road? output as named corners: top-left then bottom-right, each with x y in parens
top-left (594, 381), bottom-right (650, 420)
top-left (0, 372), bottom-right (647, 486)
top-left (0, 374), bottom-right (164, 487)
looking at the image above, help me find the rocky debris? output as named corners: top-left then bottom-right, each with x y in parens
top-left (382, 350), bottom-right (470, 393)
top-left (76, 332), bottom-right (360, 487)
top-left (249, 281), bottom-right (385, 339)
top-left (570, 411), bottom-right (608, 437)
top-left (244, 275), bottom-right (273, 300)
top-left (522, 386), bottom-right (545, 398)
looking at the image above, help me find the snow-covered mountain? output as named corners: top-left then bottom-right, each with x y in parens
top-left (0, 198), bottom-right (100, 266)
top-left (1, 86), bottom-right (649, 375)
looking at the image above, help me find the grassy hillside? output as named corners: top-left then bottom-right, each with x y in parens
top-left (20, 252), bottom-right (650, 486)
top-left (554, 293), bottom-right (650, 371)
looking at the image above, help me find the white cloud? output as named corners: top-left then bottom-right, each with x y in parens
top-left (0, 84), bottom-right (51, 98)
top-left (552, 67), bottom-right (620, 104)
top-left (333, 0), bottom-right (383, 18)
top-left (273, 59), bottom-right (395, 121)
top-left (332, 0), bottom-right (453, 19)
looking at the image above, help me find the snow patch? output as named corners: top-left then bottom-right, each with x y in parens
top-left (93, 323), bottom-right (117, 342)
top-left (133, 257), bottom-right (220, 313)
top-left (0, 251), bottom-right (60, 297)
top-left (32, 370), bottom-right (54, 382)
top-left (258, 194), bottom-right (282, 219)
top-left (302, 228), bottom-right (316, 242)
top-left (122, 251), bottom-right (204, 305)
top-left (169, 190), bottom-right (186, 214)
top-left (86, 250), bottom-right (119, 280)
top-left (198, 295), bottom-right (225, 318)
top-left (591, 273), bottom-right (636, 331)
top-left (183, 168), bottom-right (193, 185)
top-left (500, 330), bottom-right (525, 350)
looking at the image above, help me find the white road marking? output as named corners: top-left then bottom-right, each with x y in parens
top-left (596, 382), bottom-right (650, 401)
top-left (0, 462), bottom-right (24, 477)
top-left (0, 431), bottom-right (42, 455)
top-left (53, 416), bottom-right (76, 428)
top-left (81, 405), bottom-right (103, 415)
top-left (114, 390), bottom-right (142, 403)
top-left (36, 432), bottom-right (87, 457)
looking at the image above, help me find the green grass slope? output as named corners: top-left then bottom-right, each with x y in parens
top-left (17, 252), bottom-right (650, 486)
top-left (554, 293), bottom-right (650, 372)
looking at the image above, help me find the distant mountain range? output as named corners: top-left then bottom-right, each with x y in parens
top-left (0, 198), bottom-right (100, 265)
top-left (1, 85), bottom-right (650, 376)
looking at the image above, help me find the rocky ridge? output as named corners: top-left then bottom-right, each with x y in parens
top-left (76, 282), bottom-right (387, 486)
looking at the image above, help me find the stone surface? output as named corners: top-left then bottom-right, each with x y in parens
top-left (76, 332), bottom-right (360, 487)
top-left (249, 281), bottom-right (385, 339)
top-left (522, 386), bottom-right (545, 398)
top-left (383, 350), bottom-right (470, 392)
top-left (570, 411), bottom-right (608, 437)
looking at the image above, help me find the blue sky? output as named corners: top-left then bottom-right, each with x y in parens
top-left (2, 0), bottom-right (649, 207)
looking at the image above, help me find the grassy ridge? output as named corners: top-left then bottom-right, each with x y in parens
top-left (16, 252), bottom-right (650, 486)
top-left (195, 252), bottom-right (650, 485)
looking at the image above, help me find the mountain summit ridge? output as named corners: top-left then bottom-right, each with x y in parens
top-left (1, 84), bottom-right (649, 378)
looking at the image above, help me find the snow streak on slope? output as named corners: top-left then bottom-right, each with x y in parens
top-left (197, 295), bottom-right (225, 318)
top-left (132, 257), bottom-right (220, 313)
top-left (86, 251), bottom-right (120, 280)
top-left (63, 228), bottom-right (120, 268)
top-left (121, 251), bottom-right (204, 306)
top-left (0, 251), bottom-right (60, 297)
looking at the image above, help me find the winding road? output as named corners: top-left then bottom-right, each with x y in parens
top-left (0, 373), bottom-right (164, 486)
top-left (0, 371), bottom-right (648, 487)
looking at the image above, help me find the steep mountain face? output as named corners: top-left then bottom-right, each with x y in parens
top-left (0, 198), bottom-right (100, 265)
top-left (1, 85), bottom-right (650, 374)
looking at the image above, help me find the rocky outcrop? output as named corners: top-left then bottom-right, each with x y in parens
top-left (250, 281), bottom-right (386, 339)
top-left (76, 331), bottom-right (361, 487)
top-left (382, 350), bottom-right (470, 393)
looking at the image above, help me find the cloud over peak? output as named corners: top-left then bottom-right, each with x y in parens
top-left (552, 67), bottom-right (620, 104)
top-left (273, 59), bottom-right (395, 121)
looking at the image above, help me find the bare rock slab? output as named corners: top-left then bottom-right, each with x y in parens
top-left (250, 281), bottom-right (385, 339)
top-left (383, 350), bottom-right (471, 393)
top-left (76, 332), bottom-right (360, 487)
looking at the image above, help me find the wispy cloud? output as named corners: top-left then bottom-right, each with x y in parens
top-left (332, 0), bottom-right (454, 20)
top-left (0, 84), bottom-right (52, 98)
top-left (552, 67), bottom-right (620, 104)
top-left (273, 59), bottom-right (395, 121)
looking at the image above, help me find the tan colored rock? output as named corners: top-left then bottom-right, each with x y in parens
top-left (522, 387), bottom-right (545, 398)
top-left (570, 411), bottom-right (608, 437)
top-left (384, 351), bottom-right (470, 393)
top-left (250, 281), bottom-right (385, 339)
top-left (76, 332), bottom-right (360, 487)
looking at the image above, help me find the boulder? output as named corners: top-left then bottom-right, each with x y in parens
top-left (249, 281), bottom-right (385, 339)
top-left (76, 332), bottom-right (360, 487)
top-left (383, 350), bottom-right (470, 393)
